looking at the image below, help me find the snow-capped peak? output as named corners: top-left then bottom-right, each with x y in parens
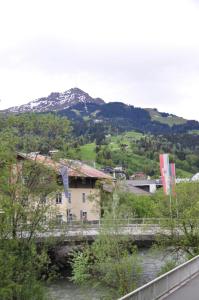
top-left (4, 88), bottom-right (105, 113)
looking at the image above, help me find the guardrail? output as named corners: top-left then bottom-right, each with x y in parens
top-left (119, 254), bottom-right (199, 300)
top-left (54, 218), bottom-right (169, 228)
top-left (46, 219), bottom-right (162, 231)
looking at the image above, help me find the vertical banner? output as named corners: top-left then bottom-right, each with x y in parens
top-left (159, 154), bottom-right (171, 195)
top-left (60, 166), bottom-right (69, 198)
top-left (170, 163), bottom-right (176, 196)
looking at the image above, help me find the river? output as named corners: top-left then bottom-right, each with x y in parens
top-left (47, 247), bottom-right (183, 300)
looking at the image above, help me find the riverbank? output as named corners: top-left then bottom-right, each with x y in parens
top-left (47, 247), bottom-right (182, 300)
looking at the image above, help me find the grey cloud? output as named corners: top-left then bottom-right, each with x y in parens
top-left (1, 36), bottom-right (199, 118)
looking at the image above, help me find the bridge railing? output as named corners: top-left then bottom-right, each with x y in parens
top-left (119, 253), bottom-right (199, 300)
top-left (53, 218), bottom-right (199, 229)
top-left (51, 218), bottom-right (167, 229)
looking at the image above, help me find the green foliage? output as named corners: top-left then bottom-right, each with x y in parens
top-left (117, 192), bottom-right (157, 218)
top-left (0, 241), bottom-right (49, 300)
top-left (79, 130), bottom-right (196, 177)
top-left (155, 182), bottom-right (199, 258)
top-left (80, 143), bottom-right (96, 162)
top-left (70, 248), bottom-right (91, 284)
top-left (0, 113), bottom-right (71, 154)
top-left (1, 111), bottom-right (198, 176)
top-left (70, 214), bottom-right (142, 298)
top-left (0, 140), bottom-right (59, 299)
top-left (157, 260), bottom-right (178, 276)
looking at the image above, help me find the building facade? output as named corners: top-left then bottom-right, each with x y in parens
top-left (17, 153), bottom-right (112, 223)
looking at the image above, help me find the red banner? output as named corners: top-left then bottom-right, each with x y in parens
top-left (159, 154), bottom-right (170, 195)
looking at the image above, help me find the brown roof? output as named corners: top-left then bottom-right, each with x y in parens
top-left (17, 153), bottom-right (112, 180)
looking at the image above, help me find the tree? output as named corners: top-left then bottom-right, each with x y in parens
top-left (117, 192), bottom-right (157, 218)
top-left (0, 138), bottom-right (59, 300)
top-left (70, 212), bottom-right (141, 298)
top-left (0, 113), bottom-right (71, 154)
top-left (155, 182), bottom-right (199, 258)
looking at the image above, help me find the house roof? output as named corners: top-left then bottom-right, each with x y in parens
top-left (127, 179), bottom-right (162, 186)
top-left (103, 181), bottom-right (151, 195)
top-left (17, 153), bottom-right (112, 180)
top-left (120, 181), bottom-right (151, 195)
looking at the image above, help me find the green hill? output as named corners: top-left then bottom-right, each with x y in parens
top-left (146, 108), bottom-right (187, 127)
top-left (80, 131), bottom-right (193, 178)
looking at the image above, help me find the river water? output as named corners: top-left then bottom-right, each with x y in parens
top-left (47, 247), bottom-right (182, 300)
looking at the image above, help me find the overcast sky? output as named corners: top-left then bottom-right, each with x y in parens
top-left (0, 0), bottom-right (199, 120)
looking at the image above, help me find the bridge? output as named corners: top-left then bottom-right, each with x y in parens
top-left (119, 253), bottom-right (199, 300)
top-left (35, 218), bottom-right (168, 243)
top-left (32, 218), bottom-right (199, 299)
top-left (45, 218), bottom-right (199, 299)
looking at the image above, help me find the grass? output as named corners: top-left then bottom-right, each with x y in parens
top-left (109, 131), bottom-right (143, 150)
top-left (188, 130), bottom-right (199, 135)
top-left (79, 131), bottom-right (193, 178)
top-left (175, 168), bottom-right (192, 178)
top-left (80, 143), bottom-right (96, 161)
top-left (71, 109), bottom-right (81, 116)
top-left (146, 108), bottom-right (187, 127)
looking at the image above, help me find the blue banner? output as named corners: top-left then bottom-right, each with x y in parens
top-left (60, 166), bottom-right (69, 198)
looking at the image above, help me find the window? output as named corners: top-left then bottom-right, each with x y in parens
top-left (56, 192), bottom-right (62, 204)
top-left (57, 175), bottom-right (63, 186)
top-left (80, 210), bottom-right (87, 221)
top-left (82, 193), bottom-right (86, 203)
top-left (67, 209), bottom-right (72, 222)
top-left (68, 192), bottom-right (71, 204)
top-left (56, 214), bottom-right (63, 224)
top-left (83, 211), bottom-right (87, 219)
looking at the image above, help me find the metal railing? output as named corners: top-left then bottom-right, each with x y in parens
top-left (119, 254), bottom-right (199, 300)
top-left (54, 218), bottom-right (168, 227)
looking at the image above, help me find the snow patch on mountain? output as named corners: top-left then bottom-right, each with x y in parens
top-left (4, 88), bottom-right (105, 114)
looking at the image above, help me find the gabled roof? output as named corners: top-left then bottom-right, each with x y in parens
top-left (103, 181), bottom-right (151, 195)
top-left (17, 152), bottom-right (112, 180)
top-left (123, 181), bottom-right (151, 195)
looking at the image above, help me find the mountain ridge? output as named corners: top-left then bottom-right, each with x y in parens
top-left (2, 87), bottom-right (199, 135)
top-left (4, 87), bottom-right (105, 113)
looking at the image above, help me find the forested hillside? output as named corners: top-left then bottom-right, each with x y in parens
top-left (0, 112), bottom-right (198, 177)
top-left (78, 132), bottom-right (197, 178)
top-left (58, 101), bottom-right (199, 135)
top-left (0, 113), bottom-right (72, 155)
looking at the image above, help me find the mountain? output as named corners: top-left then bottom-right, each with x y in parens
top-left (5, 87), bottom-right (105, 113)
top-left (2, 87), bottom-right (199, 135)
top-left (58, 101), bottom-right (199, 135)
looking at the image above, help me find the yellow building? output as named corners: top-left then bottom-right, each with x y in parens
top-left (17, 153), bottom-right (112, 223)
